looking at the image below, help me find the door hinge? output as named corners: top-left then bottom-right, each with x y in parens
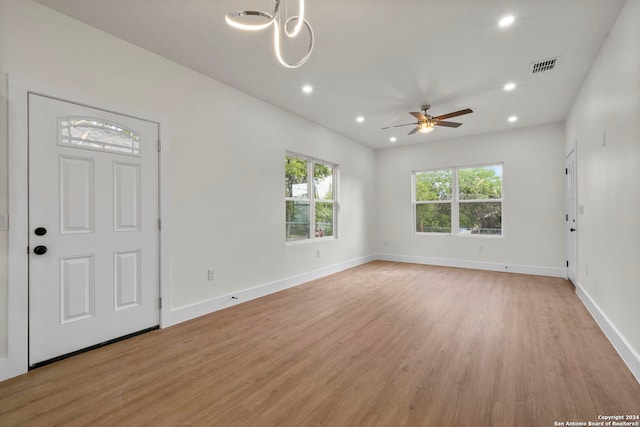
top-left (157, 140), bottom-right (161, 152)
top-left (159, 298), bottom-right (162, 309)
top-left (566, 214), bottom-right (569, 221)
top-left (566, 260), bottom-right (569, 267)
top-left (565, 168), bottom-right (568, 175)
top-left (158, 218), bottom-right (161, 230)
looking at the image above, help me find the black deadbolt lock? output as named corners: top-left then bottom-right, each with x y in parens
top-left (35, 227), bottom-right (47, 236)
top-left (33, 245), bottom-right (48, 255)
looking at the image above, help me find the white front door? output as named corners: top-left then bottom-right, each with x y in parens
top-left (28, 94), bottom-right (160, 366)
top-left (566, 149), bottom-right (577, 284)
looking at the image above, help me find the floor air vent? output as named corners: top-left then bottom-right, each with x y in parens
top-left (530, 57), bottom-right (561, 75)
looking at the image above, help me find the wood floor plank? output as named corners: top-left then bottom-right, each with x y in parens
top-left (1, 261), bottom-right (639, 426)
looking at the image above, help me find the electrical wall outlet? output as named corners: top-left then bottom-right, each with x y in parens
top-left (207, 269), bottom-right (215, 281)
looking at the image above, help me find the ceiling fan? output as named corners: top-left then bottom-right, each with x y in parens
top-left (382, 104), bottom-right (473, 135)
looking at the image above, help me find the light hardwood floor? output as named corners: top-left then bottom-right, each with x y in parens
top-left (1, 261), bottom-right (639, 426)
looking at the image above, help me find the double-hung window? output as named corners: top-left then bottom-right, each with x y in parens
top-left (414, 164), bottom-right (503, 235)
top-left (285, 154), bottom-right (337, 242)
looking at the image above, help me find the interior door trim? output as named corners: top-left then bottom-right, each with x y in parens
top-left (565, 146), bottom-right (578, 285)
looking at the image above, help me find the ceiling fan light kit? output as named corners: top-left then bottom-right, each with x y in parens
top-left (226, 0), bottom-right (314, 69)
top-left (418, 122), bottom-right (434, 133)
top-left (383, 104), bottom-right (473, 137)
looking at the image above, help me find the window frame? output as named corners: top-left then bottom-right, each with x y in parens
top-left (285, 153), bottom-right (338, 244)
top-left (413, 163), bottom-right (503, 237)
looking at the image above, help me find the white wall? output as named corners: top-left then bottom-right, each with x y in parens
top-left (566, 0), bottom-right (640, 375)
top-left (376, 123), bottom-right (566, 275)
top-left (0, 0), bottom-right (376, 372)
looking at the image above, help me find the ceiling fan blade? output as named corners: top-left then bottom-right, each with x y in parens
top-left (381, 122), bottom-right (418, 130)
top-left (435, 121), bottom-right (463, 128)
top-left (407, 126), bottom-right (420, 136)
top-left (434, 108), bottom-right (473, 121)
top-left (410, 112), bottom-right (428, 122)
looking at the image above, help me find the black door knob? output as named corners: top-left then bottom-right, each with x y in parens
top-left (35, 227), bottom-right (47, 236)
top-left (33, 245), bottom-right (48, 255)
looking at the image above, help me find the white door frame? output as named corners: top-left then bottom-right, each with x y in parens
top-left (565, 147), bottom-right (578, 284)
top-left (2, 75), bottom-right (172, 381)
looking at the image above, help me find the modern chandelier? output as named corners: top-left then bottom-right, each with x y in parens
top-left (225, 0), bottom-right (314, 69)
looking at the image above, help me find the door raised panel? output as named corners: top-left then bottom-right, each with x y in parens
top-left (60, 255), bottom-right (95, 324)
top-left (59, 155), bottom-right (95, 234)
top-left (114, 250), bottom-right (142, 311)
top-left (114, 162), bottom-right (141, 232)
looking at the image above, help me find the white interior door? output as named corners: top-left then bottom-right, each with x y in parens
top-left (566, 149), bottom-right (577, 284)
top-left (28, 94), bottom-right (159, 366)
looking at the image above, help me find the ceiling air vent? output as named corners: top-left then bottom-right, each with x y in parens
top-left (530, 56), bottom-right (562, 75)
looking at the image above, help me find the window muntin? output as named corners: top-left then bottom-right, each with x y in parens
top-left (285, 154), bottom-right (336, 242)
top-left (59, 117), bottom-right (141, 156)
top-left (414, 164), bottom-right (502, 236)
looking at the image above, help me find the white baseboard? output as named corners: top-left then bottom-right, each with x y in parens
top-left (574, 281), bottom-right (640, 384)
top-left (170, 253), bottom-right (566, 327)
top-left (375, 253), bottom-right (566, 278)
top-left (167, 254), bottom-right (376, 326)
top-left (0, 355), bottom-right (27, 383)
top-left (170, 253), bottom-right (565, 327)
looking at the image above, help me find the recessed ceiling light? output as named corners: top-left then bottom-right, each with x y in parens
top-left (498, 15), bottom-right (515, 28)
top-left (302, 85), bottom-right (313, 94)
top-left (390, 137), bottom-right (397, 143)
top-left (508, 115), bottom-right (518, 123)
top-left (356, 116), bottom-right (365, 123)
top-left (504, 82), bottom-right (516, 91)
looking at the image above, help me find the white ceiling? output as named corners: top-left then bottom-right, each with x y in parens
top-left (34, 0), bottom-right (625, 149)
